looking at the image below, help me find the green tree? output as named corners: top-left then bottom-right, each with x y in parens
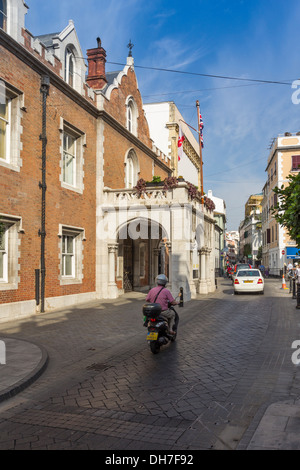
top-left (257, 245), bottom-right (263, 262)
top-left (272, 173), bottom-right (300, 247)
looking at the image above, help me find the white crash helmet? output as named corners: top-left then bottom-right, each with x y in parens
top-left (156, 274), bottom-right (168, 286)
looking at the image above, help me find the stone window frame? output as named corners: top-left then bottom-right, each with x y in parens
top-left (59, 118), bottom-right (86, 194)
top-left (0, 78), bottom-right (24, 172)
top-left (0, 213), bottom-right (23, 291)
top-left (0, 0), bottom-right (7, 31)
top-left (125, 96), bottom-right (138, 136)
top-left (64, 45), bottom-right (75, 88)
top-left (58, 224), bottom-right (86, 285)
top-left (124, 148), bottom-right (140, 189)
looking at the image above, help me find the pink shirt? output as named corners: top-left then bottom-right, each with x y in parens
top-left (146, 286), bottom-right (175, 311)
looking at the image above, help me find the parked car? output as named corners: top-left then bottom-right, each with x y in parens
top-left (233, 269), bottom-right (264, 294)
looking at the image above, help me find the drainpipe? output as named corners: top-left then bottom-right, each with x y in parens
top-left (39, 75), bottom-right (50, 313)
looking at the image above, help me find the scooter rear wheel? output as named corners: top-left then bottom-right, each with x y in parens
top-left (150, 341), bottom-right (160, 354)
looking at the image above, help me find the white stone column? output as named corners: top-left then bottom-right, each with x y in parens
top-left (189, 244), bottom-right (197, 298)
top-left (206, 248), bottom-right (212, 292)
top-left (198, 248), bottom-right (208, 294)
top-left (108, 243), bottom-right (118, 298)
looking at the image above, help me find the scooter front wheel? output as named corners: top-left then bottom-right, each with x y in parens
top-left (150, 341), bottom-right (160, 354)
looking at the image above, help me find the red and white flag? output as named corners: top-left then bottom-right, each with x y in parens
top-left (178, 127), bottom-right (185, 161)
top-left (198, 105), bottom-right (204, 148)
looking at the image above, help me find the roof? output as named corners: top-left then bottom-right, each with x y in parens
top-left (34, 33), bottom-right (60, 48)
top-left (100, 71), bottom-right (122, 94)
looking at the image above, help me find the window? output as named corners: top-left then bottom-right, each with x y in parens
top-left (60, 119), bottom-right (85, 193)
top-left (126, 97), bottom-right (138, 136)
top-left (63, 131), bottom-right (76, 186)
top-left (0, 0), bottom-right (7, 31)
top-left (65, 47), bottom-right (75, 87)
top-left (59, 225), bottom-right (85, 284)
top-left (0, 92), bottom-right (10, 161)
top-left (127, 103), bottom-right (132, 132)
top-left (0, 215), bottom-right (22, 290)
top-left (125, 149), bottom-right (139, 189)
top-left (0, 225), bottom-right (8, 282)
top-left (62, 234), bottom-right (75, 277)
top-left (292, 155), bottom-right (300, 171)
top-left (0, 79), bottom-right (23, 170)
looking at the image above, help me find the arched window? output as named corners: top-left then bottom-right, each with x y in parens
top-left (127, 103), bottom-right (133, 132)
top-left (0, 0), bottom-right (7, 31)
top-left (65, 47), bottom-right (75, 87)
top-left (126, 97), bottom-right (138, 136)
top-left (125, 149), bottom-right (139, 189)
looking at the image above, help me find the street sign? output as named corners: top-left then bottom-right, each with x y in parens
top-left (282, 250), bottom-right (285, 255)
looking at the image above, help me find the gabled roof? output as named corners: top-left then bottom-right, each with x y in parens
top-left (34, 32), bottom-right (60, 48)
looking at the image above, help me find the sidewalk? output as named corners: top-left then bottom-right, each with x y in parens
top-left (0, 336), bottom-right (48, 403)
top-left (0, 280), bottom-right (300, 449)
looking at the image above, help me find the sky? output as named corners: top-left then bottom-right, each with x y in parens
top-left (25, 0), bottom-right (300, 230)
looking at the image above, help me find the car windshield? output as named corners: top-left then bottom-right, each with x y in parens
top-left (237, 270), bottom-right (260, 277)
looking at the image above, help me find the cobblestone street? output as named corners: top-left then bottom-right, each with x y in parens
top-left (0, 278), bottom-right (299, 451)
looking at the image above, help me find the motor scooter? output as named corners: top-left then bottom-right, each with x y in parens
top-left (143, 300), bottom-right (180, 354)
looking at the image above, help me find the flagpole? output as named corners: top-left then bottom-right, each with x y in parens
top-left (196, 100), bottom-right (204, 204)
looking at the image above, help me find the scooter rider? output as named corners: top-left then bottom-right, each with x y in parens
top-left (146, 274), bottom-right (179, 335)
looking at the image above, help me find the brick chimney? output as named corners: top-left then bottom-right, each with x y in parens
top-left (86, 37), bottom-right (108, 89)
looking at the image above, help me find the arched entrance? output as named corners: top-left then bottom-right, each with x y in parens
top-left (117, 217), bottom-right (169, 293)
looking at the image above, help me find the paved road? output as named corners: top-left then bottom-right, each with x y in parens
top-left (0, 277), bottom-right (299, 451)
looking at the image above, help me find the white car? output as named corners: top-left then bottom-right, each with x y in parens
top-left (233, 269), bottom-right (264, 295)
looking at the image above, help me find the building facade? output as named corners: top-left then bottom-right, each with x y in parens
top-left (207, 190), bottom-right (226, 276)
top-left (238, 194), bottom-right (262, 265)
top-left (143, 101), bottom-right (216, 295)
top-left (225, 231), bottom-right (239, 265)
top-left (0, 0), bottom-right (216, 322)
top-left (262, 133), bottom-right (300, 275)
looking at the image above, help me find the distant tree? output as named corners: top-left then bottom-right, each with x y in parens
top-left (272, 173), bottom-right (300, 248)
top-left (257, 245), bottom-right (263, 262)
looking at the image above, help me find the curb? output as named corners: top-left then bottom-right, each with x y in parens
top-left (0, 337), bottom-right (49, 403)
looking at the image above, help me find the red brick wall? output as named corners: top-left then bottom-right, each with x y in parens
top-left (103, 68), bottom-right (169, 187)
top-left (0, 46), bottom-right (97, 304)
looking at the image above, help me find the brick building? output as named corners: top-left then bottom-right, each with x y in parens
top-left (0, 0), bottom-right (215, 322)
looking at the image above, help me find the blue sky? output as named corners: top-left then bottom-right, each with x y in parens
top-left (25, 0), bottom-right (300, 230)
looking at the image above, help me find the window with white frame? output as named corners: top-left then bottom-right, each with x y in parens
top-left (0, 215), bottom-right (22, 290)
top-left (0, 79), bottom-right (23, 170)
top-left (126, 97), bottom-right (138, 136)
top-left (62, 234), bottom-right (75, 277)
top-left (0, 225), bottom-right (8, 282)
top-left (60, 120), bottom-right (85, 193)
top-left (65, 47), bottom-right (75, 88)
top-left (63, 131), bottom-right (76, 186)
top-left (125, 149), bottom-right (139, 189)
top-left (0, 92), bottom-right (10, 162)
top-left (0, 0), bottom-right (7, 31)
top-left (59, 225), bottom-right (85, 284)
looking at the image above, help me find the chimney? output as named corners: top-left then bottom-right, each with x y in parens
top-left (86, 37), bottom-right (108, 90)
